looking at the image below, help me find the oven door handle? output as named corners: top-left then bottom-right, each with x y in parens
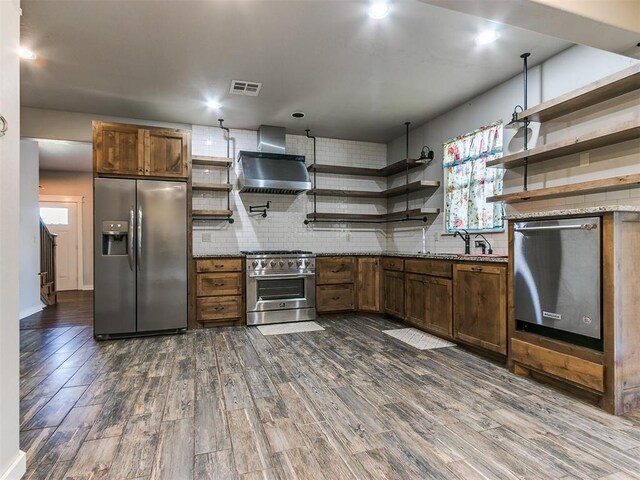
top-left (248, 273), bottom-right (315, 279)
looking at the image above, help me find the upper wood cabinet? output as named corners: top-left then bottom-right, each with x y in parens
top-left (453, 263), bottom-right (507, 355)
top-left (144, 128), bottom-right (189, 178)
top-left (383, 269), bottom-right (404, 319)
top-left (93, 121), bottom-right (189, 179)
top-left (357, 257), bottom-right (381, 312)
top-left (93, 122), bottom-right (144, 176)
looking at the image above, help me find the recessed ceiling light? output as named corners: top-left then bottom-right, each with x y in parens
top-left (475, 30), bottom-right (500, 46)
top-left (18, 47), bottom-right (37, 60)
top-left (206, 100), bottom-right (221, 109)
top-left (291, 112), bottom-right (305, 119)
top-left (368, 2), bottom-right (390, 19)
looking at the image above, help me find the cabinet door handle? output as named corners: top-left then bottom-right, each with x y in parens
top-left (213, 282), bottom-right (225, 287)
top-left (214, 264), bottom-right (224, 268)
top-left (471, 267), bottom-right (483, 272)
top-left (331, 266), bottom-right (345, 273)
top-left (332, 296), bottom-right (340, 301)
top-left (214, 306), bottom-right (225, 311)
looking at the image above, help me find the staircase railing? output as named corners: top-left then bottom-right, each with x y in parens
top-left (40, 218), bottom-right (58, 305)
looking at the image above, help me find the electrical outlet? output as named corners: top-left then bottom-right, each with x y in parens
top-left (580, 152), bottom-right (590, 167)
top-left (202, 233), bottom-right (212, 243)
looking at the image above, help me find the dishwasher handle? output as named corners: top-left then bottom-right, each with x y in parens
top-left (514, 223), bottom-right (598, 232)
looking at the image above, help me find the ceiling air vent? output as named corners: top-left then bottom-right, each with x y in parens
top-left (229, 80), bottom-right (262, 96)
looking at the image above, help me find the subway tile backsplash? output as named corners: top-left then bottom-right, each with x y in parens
top-left (191, 125), bottom-right (389, 255)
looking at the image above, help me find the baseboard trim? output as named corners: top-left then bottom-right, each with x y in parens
top-left (19, 303), bottom-right (44, 319)
top-left (81, 284), bottom-right (94, 291)
top-left (0, 450), bottom-right (26, 480)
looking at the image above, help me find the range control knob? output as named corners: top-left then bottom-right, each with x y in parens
top-left (297, 260), bottom-right (303, 267)
top-left (288, 260), bottom-right (294, 267)
top-left (251, 261), bottom-right (258, 268)
top-left (270, 261), bottom-right (276, 267)
top-left (279, 261), bottom-right (284, 267)
top-left (261, 260), bottom-right (267, 267)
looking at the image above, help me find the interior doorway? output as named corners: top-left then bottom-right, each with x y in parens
top-left (39, 195), bottom-right (84, 291)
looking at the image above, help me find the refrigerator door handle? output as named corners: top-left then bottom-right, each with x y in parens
top-left (137, 206), bottom-right (143, 269)
top-left (128, 206), bottom-right (135, 270)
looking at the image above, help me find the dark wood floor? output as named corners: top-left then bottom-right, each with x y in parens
top-left (21, 290), bottom-right (93, 330)
top-left (19, 298), bottom-right (640, 479)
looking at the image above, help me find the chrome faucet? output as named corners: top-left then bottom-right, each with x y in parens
top-left (454, 229), bottom-right (471, 254)
top-left (475, 233), bottom-right (493, 255)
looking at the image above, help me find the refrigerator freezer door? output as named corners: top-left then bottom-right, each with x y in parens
top-left (136, 180), bottom-right (187, 331)
top-left (94, 178), bottom-right (137, 335)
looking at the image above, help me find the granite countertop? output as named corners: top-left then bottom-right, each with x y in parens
top-left (505, 205), bottom-right (640, 221)
top-left (194, 252), bottom-right (508, 263)
top-left (316, 251), bottom-right (508, 263)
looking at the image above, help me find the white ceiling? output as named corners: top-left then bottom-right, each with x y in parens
top-left (37, 139), bottom-right (92, 172)
top-left (20, 0), bottom-right (572, 142)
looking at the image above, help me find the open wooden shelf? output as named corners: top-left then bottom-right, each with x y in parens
top-left (192, 209), bottom-right (233, 218)
top-left (517, 64), bottom-right (640, 123)
top-left (305, 207), bottom-right (440, 222)
top-left (307, 180), bottom-right (440, 199)
top-left (192, 183), bottom-right (233, 192)
top-left (308, 158), bottom-right (426, 177)
top-left (192, 156), bottom-right (232, 167)
top-left (487, 119), bottom-right (640, 169)
top-left (488, 174), bottom-right (640, 204)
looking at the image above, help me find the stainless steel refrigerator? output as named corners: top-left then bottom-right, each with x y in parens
top-left (94, 178), bottom-right (187, 339)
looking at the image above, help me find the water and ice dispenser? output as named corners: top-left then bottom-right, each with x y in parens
top-left (102, 221), bottom-right (129, 256)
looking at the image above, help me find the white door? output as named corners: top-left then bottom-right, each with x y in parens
top-left (40, 202), bottom-right (79, 291)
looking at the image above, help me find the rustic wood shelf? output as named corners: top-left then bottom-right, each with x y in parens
top-left (192, 209), bottom-right (233, 217)
top-left (305, 207), bottom-right (439, 222)
top-left (517, 64), bottom-right (640, 123)
top-left (307, 180), bottom-right (440, 199)
top-left (192, 156), bottom-right (232, 167)
top-left (192, 183), bottom-right (233, 192)
top-left (487, 119), bottom-right (640, 169)
top-left (308, 158), bottom-right (426, 177)
top-left (488, 174), bottom-right (640, 204)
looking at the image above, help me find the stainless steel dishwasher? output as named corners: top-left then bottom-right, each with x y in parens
top-left (514, 217), bottom-right (602, 347)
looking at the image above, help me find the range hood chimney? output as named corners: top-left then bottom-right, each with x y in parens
top-left (238, 125), bottom-right (312, 195)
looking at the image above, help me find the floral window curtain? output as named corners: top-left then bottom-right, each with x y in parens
top-left (443, 122), bottom-right (505, 232)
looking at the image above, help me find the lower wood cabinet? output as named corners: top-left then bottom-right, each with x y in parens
top-left (315, 257), bottom-right (357, 313)
top-left (317, 284), bottom-right (355, 313)
top-left (194, 257), bottom-right (244, 327)
top-left (453, 263), bottom-right (507, 355)
top-left (357, 257), bottom-right (381, 312)
top-left (405, 273), bottom-right (452, 337)
top-left (383, 268), bottom-right (404, 319)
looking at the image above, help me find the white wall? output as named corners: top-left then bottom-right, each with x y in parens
top-left (20, 140), bottom-right (44, 318)
top-left (21, 107), bottom-right (190, 143)
top-left (191, 126), bottom-right (388, 255)
top-left (39, 170), bottom-right (94, 288)
top-left (386, 45), bottom-right (639, 255)
top-left (0, 0), bottom-right (26, 478)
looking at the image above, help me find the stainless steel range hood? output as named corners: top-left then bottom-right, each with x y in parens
top-left (238, 125), bottom-right (311, 195)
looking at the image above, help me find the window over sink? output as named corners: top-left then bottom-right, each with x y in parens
top-left (443, 121), bottom-right (505, 233)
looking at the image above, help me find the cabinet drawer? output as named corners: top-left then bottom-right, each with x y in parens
top-left (405, 259), bottom-right (452, 278)
top-left (316, 257), bottom-right (355, 285)
top-left (197, 296), bottom-right (242, 321)
top-left (197, 273), bottom-right (242, 296)
top-left (382, 257), bottom-right (404, 271)
top-left (511, 339), bottom-right (604, 393)
top-left (196, 258), bottom-right (243, 273)
top-left (317, 284), bottom-right (355, 313)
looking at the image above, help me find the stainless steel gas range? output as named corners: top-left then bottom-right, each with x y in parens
top-left (242, 250), bottom-right (316, 326)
